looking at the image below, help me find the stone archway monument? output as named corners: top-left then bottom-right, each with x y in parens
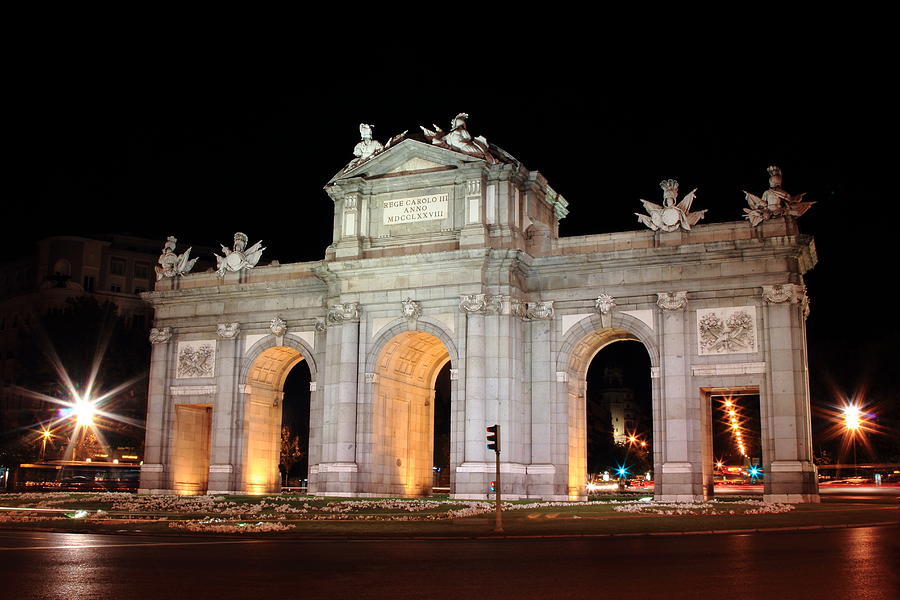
top-left (140, 116), bottom-right (819, 503)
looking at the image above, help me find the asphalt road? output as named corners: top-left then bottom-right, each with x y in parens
top-left (1, 525), bottom-right (897, 600)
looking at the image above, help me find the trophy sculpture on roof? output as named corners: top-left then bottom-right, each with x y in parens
top-left (636, 179), bottom-right (707, 232)
top-left (214, 232), bottom-right (265, 277)
top-left (155, 236), bottom-right (198, 281)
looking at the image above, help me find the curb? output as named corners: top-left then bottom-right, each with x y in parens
top-left (1, 520), bottom-right (896, 542)
top-left (470, 521), bottom-right (899, 541)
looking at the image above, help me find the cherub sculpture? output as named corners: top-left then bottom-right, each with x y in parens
top-left (743, 166), bottom-right (814, 226)
top-left (636, 179), bottom-right (707, 232)
top-left (155, 236), bottom-right (198, 280)
top-left (214, 232), bottom-right (265, 276)
top-left (420, 113), bottom-right (494, 162)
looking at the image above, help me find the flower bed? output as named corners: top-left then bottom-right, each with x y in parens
top-left (1, 492), bottom-right (796, 524)
top-left (613, 500), bottom-right (794, 515)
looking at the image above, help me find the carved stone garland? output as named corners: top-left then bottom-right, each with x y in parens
top-left (326, 302), bottom-right (361, 326)
top-left (657, 291), bottom-right (688, 311)
top-left (149, 327), bottom-right (172, 344)
top-left (459, 294), bottom-right (502, 315)
top-left (216, 323), bottom-right (240, 339)
top-left (525, 301), bottom-right (554, 321)
top-left (762, 284), bottom-right (810, 318)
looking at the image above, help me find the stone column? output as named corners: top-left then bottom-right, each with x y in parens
top-left (462, 313), bottom-right (485, 459)
top-left (762, 285), bottom-right (819, 502)
top-left (524, 301), bottom-right (562, 499)
top-left (139, 327), bottom-right (172, 493)
top-left (656, 293), bottom-right (706, 502)
top-left (496, 300), bottom-right (528, 498)
top-left (307, 321), bottom-right (326, 494)
top-left (482, 299), bottom-right (529, 499)
top-left (208, 324), bottom-right (240, 493)
top-left (318, 303), bottom-right (360, 495)
top-left (453, 294), bottom-right (495, 498)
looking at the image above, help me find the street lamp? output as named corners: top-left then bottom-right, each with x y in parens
top-left (71, 398), bottom-right (96, 428)
top-left (842, 403), bottom-right (862, 476)
top-left (39, 429), bottom-right (53, 461)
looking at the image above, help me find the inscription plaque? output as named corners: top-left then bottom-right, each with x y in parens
top-left (383, 193), bottom-right (449, 225)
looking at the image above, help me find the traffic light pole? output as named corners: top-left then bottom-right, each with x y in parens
top-left (494, 443), bottom-right (503, 533)
top-left (486, 424), bottom-right (503, 534)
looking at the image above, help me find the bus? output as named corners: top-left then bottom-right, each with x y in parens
top-left (11, 460), bottom-right (141, 492)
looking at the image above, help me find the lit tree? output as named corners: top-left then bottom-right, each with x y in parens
top-left (75, 429), bottom-right (105, 461)
top-left (279, 426), bottom-right (303, 486)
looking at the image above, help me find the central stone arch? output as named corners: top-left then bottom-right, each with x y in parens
top-left (363, 321), bottom-right (458, 497)
top-left (557, 312), bottom-right (660, 499)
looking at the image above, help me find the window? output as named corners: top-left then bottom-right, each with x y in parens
top-left (83, 276), bottom-right (95, 291)
top-left (110, 283), bottom-right (122, 293)
top-left (134, 262), bottom-right (151, 280)
top-left (110, 258), bottom-right (126, 276)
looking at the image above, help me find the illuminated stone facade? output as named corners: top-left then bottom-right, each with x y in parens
top-left (139, 128), bottom-right (819, 503)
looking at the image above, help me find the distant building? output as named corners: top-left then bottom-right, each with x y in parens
top-left (0, 235), bottom-right (165, 436)
top-left (594, 365), bottom-right (646, 444)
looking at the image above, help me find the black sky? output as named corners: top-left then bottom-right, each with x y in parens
top-left (9, 43), bottom-right (897, 437)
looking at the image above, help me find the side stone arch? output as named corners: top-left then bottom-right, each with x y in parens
top-left (555, 310), bottom-right (660, 500)
top-left (235, 333), bottom-right (318, 494)
top-left (240, 333), bottom-right (318, 386)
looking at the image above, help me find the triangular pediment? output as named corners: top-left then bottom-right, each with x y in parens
top-left (389, 156), bottom-right (445, 173)
top-left (328, 138), bottom-right (486, 183)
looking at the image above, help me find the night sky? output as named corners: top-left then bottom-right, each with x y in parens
top-left (9, 49), bottom-right (897, 460)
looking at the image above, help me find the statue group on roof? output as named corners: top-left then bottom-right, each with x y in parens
top-left (742, 166), bottom-right (815, 226)
top-left (155, 236), bottom-right (198, 280)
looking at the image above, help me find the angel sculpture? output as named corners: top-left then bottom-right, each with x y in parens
top-left (155, 236), bottom-right (198, 280)
top-left (420, 113), bottom-right (494, 162)
top-left (214, 232), bottom-right (265, 277)
top-left (636, 179), bottom-right (707, 232)
top-left (743, 166), bottom-right (814, 227)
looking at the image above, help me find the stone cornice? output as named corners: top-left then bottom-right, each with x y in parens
top-left (535, 228), bottom-right (816, 274)
top-left (144, 273), bottom-right (328, 306)
top-left (321, 247), bottom-right (531, 276)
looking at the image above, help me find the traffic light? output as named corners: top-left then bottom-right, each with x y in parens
top-left (489, 480), bottom-right (496, 493)
top-left (486, 424), bottom-right (500, 453)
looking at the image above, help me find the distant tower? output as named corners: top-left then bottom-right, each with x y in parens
top-left (597, 365), bottom-right (643, 444)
